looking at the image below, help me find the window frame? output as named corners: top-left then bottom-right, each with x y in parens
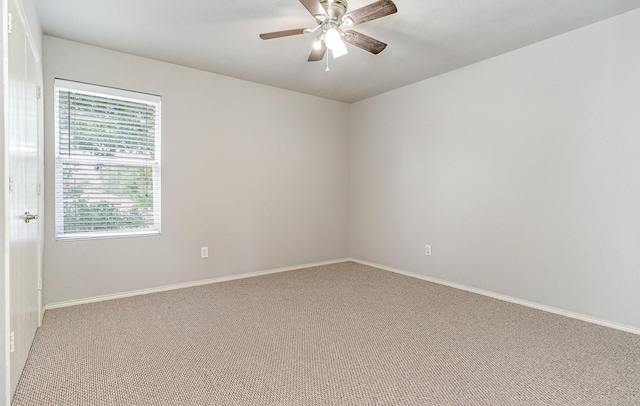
top-left (54, 79), bottom-right (162, 241)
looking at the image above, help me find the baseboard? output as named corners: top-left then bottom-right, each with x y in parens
top-left (45, 257), bottom-right (640, 336)
top-left (349, 258), bottom-right (640, 336)
top-left (44, 258), bottom-right (350, 310)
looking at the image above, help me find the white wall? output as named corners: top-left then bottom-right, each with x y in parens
top-left (350, 9), bottom-right (640, 330)
top-left (43, 37), bottom-right (350, 304)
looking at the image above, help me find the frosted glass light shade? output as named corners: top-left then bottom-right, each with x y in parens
top-left (325, 28), bottom-right (347, 58)
top-left (325, 28), bottom-right (342, 50)
top-left (332, 41), bottom-right (348, 58)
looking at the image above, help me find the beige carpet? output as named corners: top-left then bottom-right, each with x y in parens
top-left (12, 262), bottom-right (640, 405)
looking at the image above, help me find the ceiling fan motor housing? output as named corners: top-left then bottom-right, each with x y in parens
top-left (319, 0), bottom-right (349, 22)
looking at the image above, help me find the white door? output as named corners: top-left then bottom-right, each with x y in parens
top-left (8, 0), bottom-right (41, 395)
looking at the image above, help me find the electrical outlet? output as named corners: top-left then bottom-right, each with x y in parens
top-left (200, 247), bottom-right (209, 259)
top-left (425, 245), bottom-right (432, 256)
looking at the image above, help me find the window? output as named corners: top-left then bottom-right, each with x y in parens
top-left (54, 79), bottom-right (161, 240)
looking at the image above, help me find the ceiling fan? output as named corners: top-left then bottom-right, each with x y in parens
top-left (259, 0), bottom-right (397, 62)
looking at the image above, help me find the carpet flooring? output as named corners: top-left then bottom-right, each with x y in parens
top-left (12, 262), bottom-right (640, 405)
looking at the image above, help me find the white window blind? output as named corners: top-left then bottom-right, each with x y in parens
top-left (54, 79), bottom-right (161, 240)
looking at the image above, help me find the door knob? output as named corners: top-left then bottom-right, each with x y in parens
top-left (24, 212), bottom-right (39, 223)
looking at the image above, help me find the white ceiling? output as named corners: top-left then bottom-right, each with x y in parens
top-left (34, 0), bottom-right (640, 103)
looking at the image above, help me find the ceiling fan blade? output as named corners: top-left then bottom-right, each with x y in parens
top-left (343, 0), bottom-right (397, 26)
top-left (308, 42), bottom-right (327, 62)
top-left (299, 0), bottom-right (327, 18)
top-left (259, 28), bottom-right (308, 40)
top-left (344, 30), bottom-right (387, 54)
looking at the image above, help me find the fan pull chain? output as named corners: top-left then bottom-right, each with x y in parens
top-left (326, 53), bottom-right (330, 72)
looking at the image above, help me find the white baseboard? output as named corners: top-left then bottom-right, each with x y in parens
top-left (349, 258), bottom-right (640, 336)
top-left (44, 258), bottom-right (350, 310)
top-left (45, 257), bottom-right (640, 336)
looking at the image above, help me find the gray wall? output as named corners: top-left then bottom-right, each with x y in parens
top-left (350, 9), bottom-right (640, 330)
top-left (44, 9), bottom-right (640, 332)
top-left (43, 37), bottom-right (350, 304)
